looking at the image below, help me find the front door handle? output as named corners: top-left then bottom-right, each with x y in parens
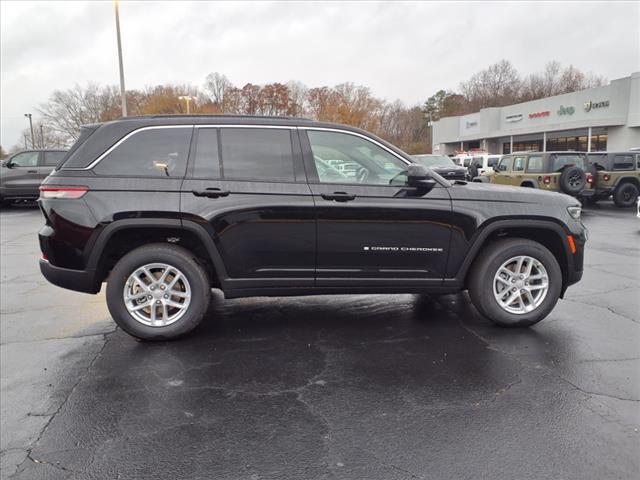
top-left (321, 192), bottom-right (356, 202)
top-left (192, 187), bottom-right (230, 198)
top-left (27, 170), bottom-right (38, 173)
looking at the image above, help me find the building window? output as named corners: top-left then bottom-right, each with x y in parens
top-left (591, 134), bottom-right (607, 152)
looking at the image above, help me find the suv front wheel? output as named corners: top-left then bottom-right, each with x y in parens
top-left (468, 238), bottom-right (562, 327)
top-left (106, 244), bottom-right (211, 340)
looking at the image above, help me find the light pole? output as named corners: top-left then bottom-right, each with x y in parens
top-left (114, 0), bottom-right (127, 117)
top-left (40, 124), bottom-right (45, 148)
top-left (178, 96), bottom-right (196, 114)
top-left (24, 113), bottom-right (35, 148)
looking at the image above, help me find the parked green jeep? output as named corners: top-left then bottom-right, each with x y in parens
top-left (482, 151), bottom-right (594, 198)
top-left (587, 151), bottom-right (640, 208)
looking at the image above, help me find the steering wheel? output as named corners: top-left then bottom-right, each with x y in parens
top-left (356, 167), bottom-right (369, 183)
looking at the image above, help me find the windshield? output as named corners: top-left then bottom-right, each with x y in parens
top-left (552, 154), bottom-right (588, 171)
top-left (412, 155), bottom-right (456, 168)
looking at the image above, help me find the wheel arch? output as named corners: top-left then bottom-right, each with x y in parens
top-left (86, 218), bottom-right (228, 288)
top-left (456, 219), bottom-right (573, 295)
top-left (613, 175), bottom-right (640, 190)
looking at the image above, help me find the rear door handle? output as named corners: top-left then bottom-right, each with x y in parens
top-left (192, 187), bottom-right (230, 198)
top-left (27, 170), bottom-right (38, 173)
top-left (321, 192), bottom-right (356, 202)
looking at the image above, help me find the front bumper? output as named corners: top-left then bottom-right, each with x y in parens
top-left (39, 259), bottom-right (101, 294)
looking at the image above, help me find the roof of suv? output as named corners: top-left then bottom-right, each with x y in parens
top-left (60, 115), bottom-right (412, 170)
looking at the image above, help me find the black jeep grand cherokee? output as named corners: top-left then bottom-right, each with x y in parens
top-left (38, 115), bottom-right (586, 340)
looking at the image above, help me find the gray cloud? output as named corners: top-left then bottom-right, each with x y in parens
top-left (1, 0), bottom-right (638, 148)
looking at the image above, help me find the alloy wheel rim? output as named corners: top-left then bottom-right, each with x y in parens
top-left (493, 255), bottom-right (549, 315)
top-left (123, 263), bottom-right (191, 327)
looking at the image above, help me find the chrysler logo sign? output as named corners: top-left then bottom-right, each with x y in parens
top-left (584, 100), bottom-right (610, 112)
top-left (505, 114), bottom-right (523, 123)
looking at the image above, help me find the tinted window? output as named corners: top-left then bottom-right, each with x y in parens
top-left (488, 156), bottom-right (500, 167)
top-left (220, 128), bottom-right (294, 182)
top-left (513, 156), bottom-right (525, 171)
top-left (94, 127), bottom-right (191, 177)
top-left (307, 130), bottom-right (407, 185)
top-left (43, 151), bottom-right (66, 166)
top-left (9, 151), bottom-right (39, 167)
top-left (192, 128), bottom-right (221, 178)
top-left (527, 156), bottom-right (543, 172)
top-left (613, 155), bottom-right (634, 170)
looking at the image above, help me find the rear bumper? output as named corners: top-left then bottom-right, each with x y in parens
top-left (39, 259), bottom-right (101, 294)
top-left (578, 189), bottom-right (595, 198)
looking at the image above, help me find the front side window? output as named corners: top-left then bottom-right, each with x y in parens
top-left (488, 156), bottom-right (500, 167)
top-left (526, 156), bottom-right (543, 172)
top-left (94, 127), bottom-right (191, 177)
top-left (220, 128), bottom-right (294, 182)
top-left (513, 156), bottom-right (525, 171)
top-left (498, 156), bottom-right (513, 172)
top-left (307, 130), bottom-right (407, 185)
top-left (9, 151), bottom-right (39, 167)
top-left (613, 155), bottom-right (634, 170)
top-left (43, 151), bottom-right (66, 166)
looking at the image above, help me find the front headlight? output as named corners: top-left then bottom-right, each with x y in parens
top-left (567, 205), bottom-right (581, 220)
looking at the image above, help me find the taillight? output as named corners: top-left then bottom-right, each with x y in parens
top-left (39, 186), bottom-right (88, 199)
top-left (603, 174), bottom-right (611, 181)
top-left (543, 176), bottom-right (551, 184)
top-left (586, 173), bottom-right (593, 183)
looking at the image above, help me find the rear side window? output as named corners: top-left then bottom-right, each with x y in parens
top-left (220, 128), bottom-right (294, 182)
top-left (526, 156), bottom-right (543, 172)
top-left (613, 155), bottom-right (634, 170)
top-left (43, 151), bottom-right (66, 166)
top-left (94, 127), bottom-right (191, 177)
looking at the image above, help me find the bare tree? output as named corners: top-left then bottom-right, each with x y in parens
top-left (204, 72), bottom-right (232, 110)
top-left (460, 60), bottom-right (522, 110)
top-left (520, 61), bottom-right (606, 101)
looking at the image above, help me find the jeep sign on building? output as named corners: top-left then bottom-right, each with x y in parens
top-left (432, 72), bottom-right (640, 155)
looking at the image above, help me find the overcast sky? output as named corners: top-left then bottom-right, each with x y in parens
top-left (1, 0), bottom-right (638, 148)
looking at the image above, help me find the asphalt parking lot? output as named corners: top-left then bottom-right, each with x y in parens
top-left (1, 202), bottom-right (638, 480)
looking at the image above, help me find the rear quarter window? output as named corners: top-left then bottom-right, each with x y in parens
top-left (93, 127), bottom-right (192, 177)
top-left (612, 155), bottom-right (634, 170)
top-left (43, 151), bottom-right (67, 166)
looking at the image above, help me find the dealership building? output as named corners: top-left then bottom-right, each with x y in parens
top-left (432, 72), bottom-right (640, 155)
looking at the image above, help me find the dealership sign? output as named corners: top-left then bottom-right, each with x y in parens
top-left (529, 111), bottom-right (550, 119)
top-left (505, 114), bottom-right (523, 123)
top-left (584, 100), bottom-right (610, 112)
top-left (557, 105), bottom-right (575, 115)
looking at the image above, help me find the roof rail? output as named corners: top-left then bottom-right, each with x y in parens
top-left (118, 114), bottom-right (314, 121)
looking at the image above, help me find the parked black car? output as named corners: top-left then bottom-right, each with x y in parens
top-left (38, 116), bottom-right (586, 340)
top-left (1, 149), bottom-right (67, 206)
top-left (411, 154), bottom-right (467, 181)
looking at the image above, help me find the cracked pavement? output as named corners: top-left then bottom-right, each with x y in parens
top-left (1, 202), bottom-right (638, 479)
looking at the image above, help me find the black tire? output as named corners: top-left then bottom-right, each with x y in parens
top-left (0, 199), bottom-right (12, 208)
top-left (559, 167), bottom-right (586, 196)
top-left (106, 243), bottom-right (211, 341)
top-left (468, 238), bottom-right (562, 328)
top-left (613, 183), bottom-right (639, 208)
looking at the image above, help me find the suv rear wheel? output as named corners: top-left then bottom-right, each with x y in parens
top-left (468, 238), bottom-right (562, 327)
top-left (106, 244), bottom-right (211, 340)
top-left (613, 183), bottom-right (639, 208)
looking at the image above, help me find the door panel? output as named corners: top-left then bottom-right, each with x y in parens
top-left (309, 183), bottom-right (452, 284)
top-left (181, 126), bottom-right (315, 289)
top-left (300, 128), bottom-right (453, 286)
top-left (181, 180), bottom-right (316, 286)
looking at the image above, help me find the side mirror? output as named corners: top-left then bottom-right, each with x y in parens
top-left (407, 164), bottom-right (437, 193)
top-left (1, 160), bottom-right (12, 168)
